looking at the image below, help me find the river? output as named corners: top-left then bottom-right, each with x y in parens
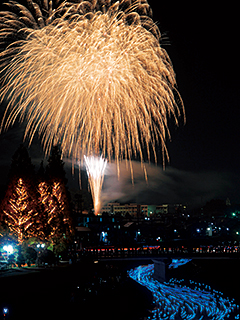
top-left (0, 258), bottom-right (239, 320)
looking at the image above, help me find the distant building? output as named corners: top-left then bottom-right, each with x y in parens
top-left (127, 203), bottom-right (141, 216)
top-left (114, 204), bottom-right (128, 215)
top-left (100, 202), bottom-right (172, 217)
top-left (157, 204), bottom-right (169, 214)
top-left (147, 205), bottom-right (156, 216)
top-left (100, 202), bottom-right (119, 215)
top-left (141, 204), bottom-right (148, 216)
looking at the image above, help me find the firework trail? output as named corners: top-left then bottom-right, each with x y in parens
top-left (84, 155), bottom-right (107, 215)
top-left (0, 0), bottom-right (184, 175)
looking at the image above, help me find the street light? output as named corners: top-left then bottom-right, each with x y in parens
top-left (3, 307), bottom-right (9, 318)
top-left (36, 243), bottom-right (45, 249)
top-left (3, 245), bottom-right (13, 255)
top-left (3, 245), bottom-right (13, 262)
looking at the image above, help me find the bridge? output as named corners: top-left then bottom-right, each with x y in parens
top-left (84, 244), bottom-right (240, 260)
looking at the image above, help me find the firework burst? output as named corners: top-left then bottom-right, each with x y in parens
top-left (84, 155), bottom-right (107, 215)
top-left (0, 0), bottom-right (184, 174)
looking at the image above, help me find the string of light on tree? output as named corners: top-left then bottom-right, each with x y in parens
top-left (3, 178), bottom-right (37, 243)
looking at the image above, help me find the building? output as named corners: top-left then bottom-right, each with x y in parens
top-left (100, 202), bottom-right (171, 217)
top-left (101, 202), bottom-right (141, 216)
top-left (156, 204), bottom-right (169, 214)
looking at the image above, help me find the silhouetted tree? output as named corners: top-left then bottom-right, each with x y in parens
top-left (8, 144), bottom-right (35, 182)
top-left (24, 247), bottom-right (37, 266)
top-left (45, 145), bottom-right (67, 184)
top-left (37, 160), bottom-right (45, 181)
top-left (16, 246), bottom-right (25, 267)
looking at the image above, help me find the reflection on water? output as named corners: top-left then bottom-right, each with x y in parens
top-left (128, 264), bottom-right (239, 319)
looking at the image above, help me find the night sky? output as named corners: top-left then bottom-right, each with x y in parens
top-left (0, 1), bottom-right (239, 209)
top-left (149, 1), bottom-right (239, 173)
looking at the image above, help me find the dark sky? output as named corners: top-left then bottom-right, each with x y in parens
top-left (0, 1), bottom-right (239, 209)
top-left (132, 1), bottom-right (240, 207)
top-left (149, 1), bottom-right (239, 171)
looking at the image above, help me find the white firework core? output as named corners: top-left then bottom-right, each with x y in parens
top-left (84, 155), bottom-right (107, 215)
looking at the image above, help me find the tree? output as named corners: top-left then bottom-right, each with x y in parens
top-left (8, 144), bottom-right (35, 183)
top-left (1, 144), bottom-right (73, 251)
top-left (37, 181), bottom-right (56, 242)
top-left (0, 222), bottom-right (10, 240)
top-left (38, 249), bottom-right (56, 266)
top-left (24, 247), bottom-right (37, 266)
top-left (7, 253), bottom-right (16, 267)
top-left (38, 179), bottom-right (73, 253)
top-left (38, 145), bottom-right (73, 253)
top-left (2, 178), bottom-right (40, 243)
top-left (45, 145), bottom-right (67, 184)
top-left (51, 181), bottom-right (73, 240)
top-left (37, 160), bottom-right (45, 181)
top-left (0, 145), bottom-right (46, 244)
top-left (16, 246), bottom-right (25, 267)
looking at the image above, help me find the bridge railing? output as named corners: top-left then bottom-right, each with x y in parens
top-left (83, 245), bottom-right (240, 259)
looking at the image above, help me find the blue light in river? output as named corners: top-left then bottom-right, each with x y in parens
top-left (128, 264), bottom-right (239, 319)
top-left (168, 258), bottom-right (191, 269)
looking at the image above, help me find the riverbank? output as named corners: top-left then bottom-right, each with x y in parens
top-left (0, 259), bottom-right (152, 320)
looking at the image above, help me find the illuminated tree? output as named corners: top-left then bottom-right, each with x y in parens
top-left (38, 146), bottom-right (73, 252)
top-left (37, 181), bottom-right (56, 242)
top-left (37, 180), bottom-right (73, 252)
top-left (0, 145), bottom-right (40, 243)
top-left (1, 144), bottom-right (73, 249)
top-left (2, 178), bottom-right (39, 243)
top-left (51, 181), bottom-right (73, 251)
top-left (0, 222), bottom-right (11, 242)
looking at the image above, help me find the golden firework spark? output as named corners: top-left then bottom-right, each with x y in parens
top-left (0, 0), bottom-right (184, 175)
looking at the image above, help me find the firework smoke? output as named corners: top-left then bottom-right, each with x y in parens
top-left (0, 0), bottom-right (184, 175)
top-left (84, 155), bottom-right (107, 215)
